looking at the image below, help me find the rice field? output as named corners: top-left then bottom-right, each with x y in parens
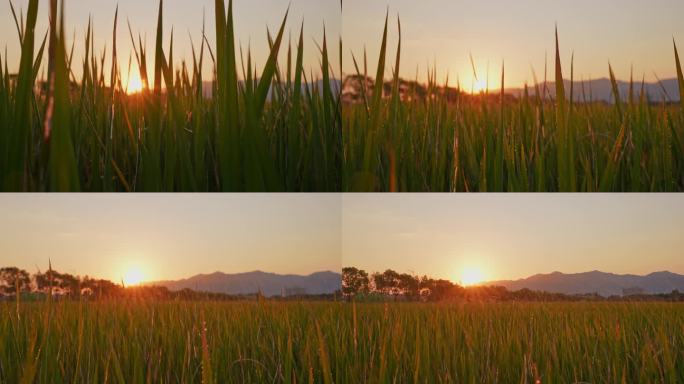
top-left (340, 302), bottom-right (684, 383)
top-left (4, 2), bottom-right (681, 192)
top-left (1, 300), bottom-right (340, 383)
top-left (2, 300), bottom-right (684, 383)
top-left (343, 17), bottom-right (684, 192)
top-left (0, 0), bottom-right (341, 192)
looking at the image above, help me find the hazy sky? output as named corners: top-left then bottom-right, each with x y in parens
top-left (342, 194), bottom-right (684, 283)
top-left (3, 193), bottom-right (682, 286)
top-left (343, 0), bottom-right (684, 88)
top-left (0, 0), bottom-right (341, 84)
top-left (0, 194), bottom-right (341, 283)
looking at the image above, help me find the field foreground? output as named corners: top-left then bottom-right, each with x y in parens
top-left (0, 0), bottom-right (341, 192)
top-left (343, 19), bottom-right (684, 192)
top-left (1, 301), bottom-right (684, 383)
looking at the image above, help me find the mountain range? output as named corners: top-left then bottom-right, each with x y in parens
top-left (149, 269), bottom-right (684, 298)
top-left (488, 271), bottom-right (684, 297)
top-left (150, 270), bottom-right (341, 297)
top-left (505, 78), bottom-right (681, 103)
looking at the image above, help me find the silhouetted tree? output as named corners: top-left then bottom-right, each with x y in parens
top-left (372, 270), bottom-right (402, 297)
top-left (35, 269), bottom-right (81, 297)
top-left (86, 279), bottom-right (121, 298)
top-left (419, 277), bottom-right (460, 301)
top-left (35, 268), bottom-right (53, 295)
top-left (56, 272), bottom-right (80, 297)
top-left (0, 267), bottom-right (31, 296)
top-left (398, 273), bottom-right (420, 299)
top-left (342, 267), bottom-right (370, 299)
top-left (348, 266), bottom-right (684, 303)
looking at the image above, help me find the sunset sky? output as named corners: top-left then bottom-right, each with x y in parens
top-left (0, 194), bottom-right (341, 283)
top-left (343, 0), bottom-right (684, 88)
top-left (3, 1), bottom-right (682, 89)
top-left (2, 194), bottom-right (683, 285)
top-left (343, 194), bottom-right (684, 284)
top-left (0, 0), bottom-right (340, 84)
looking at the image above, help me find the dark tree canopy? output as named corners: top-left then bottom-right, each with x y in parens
top-left (0, 267), bottom-right (31, 295)
top-left (342, 267), bottom-right (370, 297)
top-left (342, 267), bottom-right (684, 302)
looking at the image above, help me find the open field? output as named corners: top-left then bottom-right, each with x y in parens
top-left (343, 17), bottom-right (684, 192)
top-left (342, 302), bottom-right (684, 383)
top-left (0, 0), bottom-right (341, 192)
top-left (2, 300), bottom-right (684, 383)
top-left (1, 300), bottom-right (341, 383)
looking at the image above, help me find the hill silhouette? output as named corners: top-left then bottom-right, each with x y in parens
top-left (488, 271), bottom-right (684, 296)
top-left (150, 270), bottom-right (341, 297)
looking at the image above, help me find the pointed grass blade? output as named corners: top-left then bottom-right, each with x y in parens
top-left (215, 0), bottom-right (242, 191)
top-left (675, 39), bottom-right (684, 111)
top-left (254, 7), bottom-right (289, 113)
top-left (554, 26), bottom-right (565, 111)
top-left (47, 0), bottom-right (80, 191)
top-left (154, 0), bottom-right (164, 95)
top-left (4, 0), bottom-right (39, 190)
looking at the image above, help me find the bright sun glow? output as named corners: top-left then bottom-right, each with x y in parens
top-left (460, 266), bottom-right (485, 286)
top-left (123, 266), bottom-right (145, 286)
top-left (471, 78), bottom-right (489, 94)
top-left (126, 73), bottom-right (144, 94)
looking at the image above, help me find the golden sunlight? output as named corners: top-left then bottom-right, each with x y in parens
top-left (126, 73), bottom-right (144, 94)
top-left (460, 266), bottom-right (485, 286)
top-left (461, 62), bottom-right (502, 94)
top-left (471, 78), bottom-right (489, 94)
top-left (123, 266), bottom-right (145, 286)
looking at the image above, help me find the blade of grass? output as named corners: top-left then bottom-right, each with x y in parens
top-left (4, 0), bottom-right (39, 190)
top-left (47, 0), bottom-right (80, 191)
top-left (674, 39), bottom-right (684, 111)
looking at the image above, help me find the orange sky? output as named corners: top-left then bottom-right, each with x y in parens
top-left (0, 194), bottom-right (341, 283)
top-left (0, 0), bottom-right (341, 84)
top-left (342, 194), bottom-right (684, 282)
top-left (2, 194), bottom-right (682, 284)
top-left (343, 0), bottom-right (684, 88)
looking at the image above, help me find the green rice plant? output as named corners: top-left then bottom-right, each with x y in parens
top-left (0, 300), bottom-right (343, 383)
top-left (343, 23), bottom-right (684, 192)
top-left (332, 302), bottom-right (684, 383)
top-left (0, 0), bottom-right (341, 192)
top-left (46, 0), bottom-right (80, 191)
top-left (675, 40), bottom-right (684, 112)
top-left (3, 300), bottom-right (683, 383)
top-left (2, 0), bottom-right (39, 190)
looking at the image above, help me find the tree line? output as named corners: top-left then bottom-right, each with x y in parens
top-left (342, 267), bottom-right (684, 302)
top-left (0, 266), bottom-right (128, 299)
top-left (342, 267), bottom-right (462, 301)
top-left (0, 266), bottom-right (340, 301)
top-left (0, 265), bottom-right (244, 300)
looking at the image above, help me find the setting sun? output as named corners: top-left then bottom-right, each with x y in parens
top-left (123, 266), bottom-right (145, 286)
top-left (460, 266), bottom-right (485, 286)
top-left (471, 79), bottom-right (488, 94)
top-left (126, 73), bottom-right (144, 94)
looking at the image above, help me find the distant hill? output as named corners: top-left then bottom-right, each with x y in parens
top-left (506, 78), bottom-right (681, 103)
top-left (488, 271), bottom-right (684, 297)
top-left (150, 271), bottom-right (341, 297)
